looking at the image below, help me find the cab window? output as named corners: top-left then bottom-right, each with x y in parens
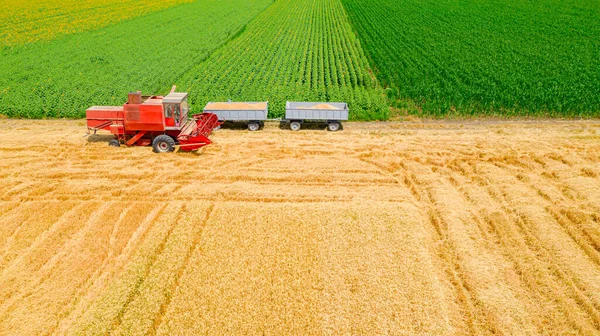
top-left (181, 99), bottom-right (189, 115)
top-left (165, 104), bottom-right (174, 118)
top-left (173, 104), bottom-right (181, 119)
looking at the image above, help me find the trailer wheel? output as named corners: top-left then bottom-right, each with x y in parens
top-left (152, 135), bottom-right (175, 153)
top-left (327, 122), bottom-right (340, 132)
top-left (290, 121), bottom-right (301, 131)
top-left (108, 139), bottom-right (120, 147)
top-left (247, 122), bottom-right (260, 132)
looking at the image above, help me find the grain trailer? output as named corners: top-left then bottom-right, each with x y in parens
top-left (204, 101), bottom-right (268, 131)
top-left (284, 102), bottom-right (348, 131)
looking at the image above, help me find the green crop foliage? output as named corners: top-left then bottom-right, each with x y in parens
top-left (1, 0), bottom-right (387, 121)
top-left (341, 0), bottom-right (600, 117)
top-left (0, 0), bottom-right (272, 118)
top-left (178, 0), bottom-right (388, 120)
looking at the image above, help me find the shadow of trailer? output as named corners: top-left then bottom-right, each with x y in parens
top-left (203, 101), bottom-right (268, 131)
top-left (283, 102), bottom-right (348, 131)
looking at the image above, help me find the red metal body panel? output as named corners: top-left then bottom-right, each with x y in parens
top-left (123, 103), bottom-right (165, 132)
top-left (86, 106), bottom-right (124, 131)
top-left (165, 116), bottom-right (175, 127)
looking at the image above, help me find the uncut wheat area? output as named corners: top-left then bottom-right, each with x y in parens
top-left (0, 119), bottom-right (600, 335)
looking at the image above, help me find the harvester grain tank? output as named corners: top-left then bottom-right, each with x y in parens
top-left (85, 86), bottom-right (221, 153)
top-left (284, 101), bottom-right (348, 131)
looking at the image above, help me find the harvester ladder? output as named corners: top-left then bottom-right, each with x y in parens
top-left (125, 131), bottom-right (147, 146)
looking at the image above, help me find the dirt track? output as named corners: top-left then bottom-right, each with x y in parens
top-left (0, 119), bottom-right (599, 334)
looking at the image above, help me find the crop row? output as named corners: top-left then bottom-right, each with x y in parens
top-left (177, 0), bottom-right (388, 120)
top-left (341, 0), bottom-right (600, 116)
top-left (0, 0), bottom-right (273, 118)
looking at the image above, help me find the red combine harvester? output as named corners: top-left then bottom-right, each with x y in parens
top-left (86, 86), bottom-right (221, 153)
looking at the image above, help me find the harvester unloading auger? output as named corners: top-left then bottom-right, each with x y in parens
top-left (85, 86), bottom-right (221, 153)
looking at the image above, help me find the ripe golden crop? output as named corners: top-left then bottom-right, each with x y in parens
top-left (0, 119), bottom-right (599, 334)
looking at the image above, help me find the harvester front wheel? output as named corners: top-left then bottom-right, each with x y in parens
top-left (108, 139), bottom-right (120, 147)
top-left (152, 135), bottom-right (175, 153)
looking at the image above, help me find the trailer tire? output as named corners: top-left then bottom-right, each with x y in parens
top-left (248, 122), bottom-right (260, 132)
top-left (152, 135), bottom-right (175, 153)
top-left (290, 121), bottom-right (301, 131)
top-left (327, 122), bottom-right (340, 132)
top-left (108, 139), bottom-right (120, 147)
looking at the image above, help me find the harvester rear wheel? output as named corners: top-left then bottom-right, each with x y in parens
top-left (152, 135), bottom-right (175, 153)
top-left (108, 139), bottom-right (120, 147)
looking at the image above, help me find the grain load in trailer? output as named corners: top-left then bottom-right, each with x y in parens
top-left (204, 101), bottom-right (268, 131)
top-left (285, 101), bottom-right (348, 131)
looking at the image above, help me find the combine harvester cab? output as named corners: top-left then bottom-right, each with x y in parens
top-left (284, 102), bottom-right (348, 131)
top-left (86, 87), bottom-right (221, 153)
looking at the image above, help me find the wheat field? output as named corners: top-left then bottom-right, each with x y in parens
top-left (0, 119), bottom-right (599, 334)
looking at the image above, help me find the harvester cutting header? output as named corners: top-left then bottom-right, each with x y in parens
top-left (86, 87), bottom-right (349, 153)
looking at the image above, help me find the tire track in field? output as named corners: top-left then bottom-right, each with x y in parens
top-left (151, 203), bottom-right (215, 334)
top-left (511, 211), bottom-right (600, 329)
top-left (0, 202), bottom-right (51, 259)
top-left (452, 159), bottom-right (600, 332)
top-left (484, 157), bottom-right (600, 269)
top-left (0, 202), bottom-right (18, 218)
top-left (545, 207), bottom-right (600, 267)
top-left (358, 156), bottom-right (487, 334)
top-left (54, 203), bottom-right (168, 334)
top-left (0, 202), bottom-right (75, 272)
top-left (107, 204), bottom-right (186, 333)
top-left (0, 202), bottom-right (84, 286)
top-left (483, 212), bottom-right (598, 334)
top-left (45, 203), bottom-right (137, 335)
top-left (401, 167), bottom-right (499, 335)
top-left (0, 202), bottom-right (108, 326)
top-left (442, 162), bottom-right (590, 334)
top-left (0, 182), bottom-right (35, 200)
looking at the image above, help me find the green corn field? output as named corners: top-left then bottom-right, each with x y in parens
top-left (1, 0), bottom-right (598, 118)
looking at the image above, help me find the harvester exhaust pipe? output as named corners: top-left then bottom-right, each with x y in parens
top-left (128, 91), bottom-right (142, 104)
top-left (170, 85), bottom-right (177, 93)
